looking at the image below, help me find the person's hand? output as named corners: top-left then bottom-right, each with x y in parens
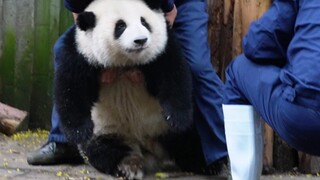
top-left (100, 68), bottom-right (143, 84)
top-left (100, 68), bottom-right (118, 84)
top-left (125, 69), bottom-right (143, 84)
top-left (72, 13), bottom-right (78, 23)
top-left (165, 5), bottom-right (177, 28)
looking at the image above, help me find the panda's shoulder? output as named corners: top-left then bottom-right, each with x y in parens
top-left (58, 26), bottom-right (96, 69)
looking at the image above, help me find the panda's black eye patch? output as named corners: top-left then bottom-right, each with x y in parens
top-left (114, 19), bottom-right (127, 39)
top-left (141, 17), bottom-right (152, 32)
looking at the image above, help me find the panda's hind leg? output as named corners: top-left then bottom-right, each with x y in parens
top-left (84, 134), bottom-right (136, 177)
top-left (116, 152), bottom-right (144, 179)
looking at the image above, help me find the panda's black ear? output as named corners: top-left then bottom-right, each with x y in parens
top-left (76, 11), bottom-right (96, 31)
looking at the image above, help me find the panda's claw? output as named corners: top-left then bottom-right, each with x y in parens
top-left (116, 153), bottom-right (144, 180)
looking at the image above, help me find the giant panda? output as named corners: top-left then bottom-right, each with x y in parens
top-left (54, 0), bottom-right (212, 179)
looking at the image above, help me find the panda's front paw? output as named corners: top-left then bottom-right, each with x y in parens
top-left (116, 153), bottom-right (144, 180)
top-left (63, 120), bottom-right (94, 144)
top-left (162, 107), bottom-right (193, 131)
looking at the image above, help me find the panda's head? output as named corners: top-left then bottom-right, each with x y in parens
top-left (75, 0), bottom-right (168, 67)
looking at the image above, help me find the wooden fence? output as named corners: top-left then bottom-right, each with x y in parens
top-left (0, 0), bottom-right (73, 129)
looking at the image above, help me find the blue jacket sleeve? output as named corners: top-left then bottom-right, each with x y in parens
top-left (64, 0), bottom-right (93, 13)
top-left (243, 0), bottom-right (298, 62)
top-left (161, 0), bottom-right (174, 12)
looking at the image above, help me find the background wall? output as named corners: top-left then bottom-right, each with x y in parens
top-left (0, 0), bottom-right (73, 129)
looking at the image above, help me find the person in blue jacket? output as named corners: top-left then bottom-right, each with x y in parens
top-left (222, 0), bottom-right (320, 179)
top-left (27, 0), bottom-right (228, 173)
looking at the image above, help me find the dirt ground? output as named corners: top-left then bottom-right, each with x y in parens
top-left (0, 130), bottom-right (319, 180)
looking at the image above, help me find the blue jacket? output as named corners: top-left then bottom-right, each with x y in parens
top-left (243, 0), bottom-right (320, 111)
top-left (64, 0), bottom-right (175, 13)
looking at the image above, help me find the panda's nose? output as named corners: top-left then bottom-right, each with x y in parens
top-left (134, 38), bottom-right (148, 46)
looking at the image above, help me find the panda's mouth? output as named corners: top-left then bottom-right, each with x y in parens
top-left (126, 47), bottom-right (146, 53)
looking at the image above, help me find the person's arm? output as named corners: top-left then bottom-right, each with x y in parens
top-left (161, 0), bottom-right (174, 13)
top-left (162, 0), bottom-right (177, 27)
top-left (243, 0), bottom-right (298, 62)
top-left (165, 4), bottom-right (177, 27)
top-left (64, 0), bottom-right (89, 23)
top-left (64, 0), bottom-right (92, 13)
top-left (72, 13), bottom-right (78, 23)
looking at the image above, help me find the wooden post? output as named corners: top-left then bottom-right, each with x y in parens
top-left (207, 0), bottom-right (234, 80)
top-left (298, 152), bottom-right (320, 173)
top-left (232, 0), bottom-right (271, 57)
top-left (263, 121), bottom-right (275, 174)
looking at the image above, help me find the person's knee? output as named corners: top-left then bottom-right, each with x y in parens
top-left (223, 54), bottom-right (250, 103)
top-left (225, 55), bottom-right (243, 80)
top-left (231, 54), bottom-right (248, 70)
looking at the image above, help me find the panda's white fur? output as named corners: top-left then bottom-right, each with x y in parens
top-left (91, 74), bottom-right (169, 149)
top-left (76, 0), bottom-right (168, 67)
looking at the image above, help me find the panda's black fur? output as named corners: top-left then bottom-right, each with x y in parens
top-left (54, 0), bottom-right (212, 178)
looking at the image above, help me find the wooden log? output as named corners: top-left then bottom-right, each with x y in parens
top-left (0, 102), bottom-right (28, 136)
